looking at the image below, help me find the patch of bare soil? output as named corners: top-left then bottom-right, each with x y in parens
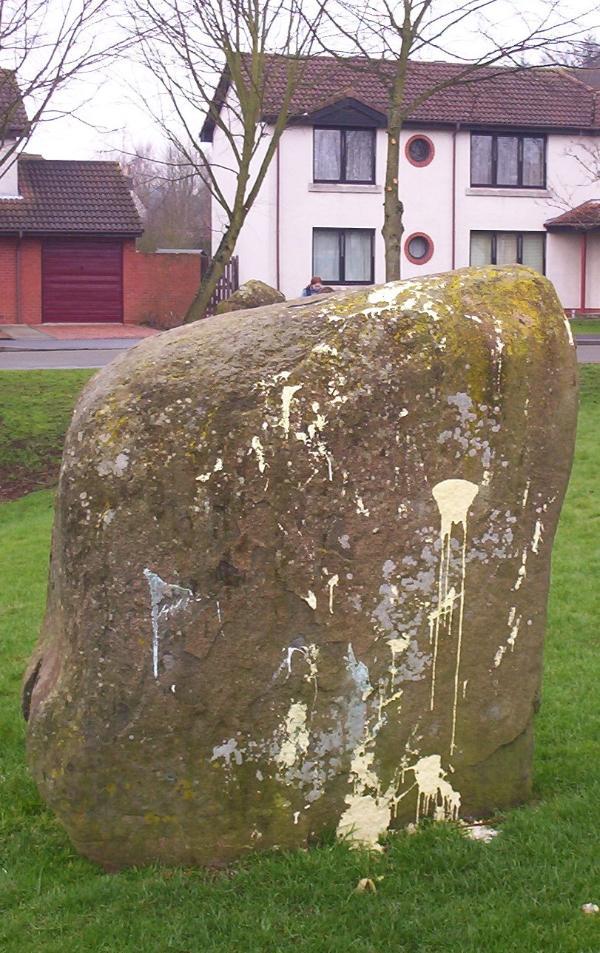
top-left (0, 461), bottom-right (60, 501)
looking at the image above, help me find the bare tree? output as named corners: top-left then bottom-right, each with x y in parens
top-left (0, 0), bottom-right (129, 173)
top-left (126, 0), bottom-right (326, 322)
top-left (313, 0), bottom-right (597, 281)
top-left (122, 143), bottom-right (211, 253)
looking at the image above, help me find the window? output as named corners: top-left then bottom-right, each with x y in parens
top-left (313, 128), bottom-right (375, 183)
top-left (470, 231), bottom-right (545, 273)
top-left (405, 135), bottom-right (435, 167)
top-left (470, 133), bottom-right (545, 188)
top-left (313, 228), bottom-right (374, 284)
top-left (405, 232), bottom-right (434, 265)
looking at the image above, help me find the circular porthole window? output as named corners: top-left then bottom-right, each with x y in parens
top-left (405, 134), bottom-right (435, 167)
top-left (405, 232), bottom-right (434, 265)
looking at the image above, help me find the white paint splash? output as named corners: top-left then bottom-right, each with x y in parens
top-left (277, 701), bottom-right (309, 768)
top-left (429, 479), bottom-right (479, 755)
top-left (412, 755), bottom-right (461, 822)
top-left (563, 315), bottom-right (574, 346)
top-left (532, 519), bottom-right (543, 554)
top-left (276, 642), bottom-right (320, 700)
top-left (250, 435), bottom-right (267, 473)
top-left (302, 590), bottom-right (317, 610)
top-left (355, 495), bottom-right (370, 517)
top-left (494, 606), bottom-right (522, 668)
top-left (326, 574), bottom-right (339, 613)
top-left (514, 548), bottom-right (528, 590)
top-left (337, 793), bottom-right (392, 851)
top-left (280, 384), bottom-right (303, 436)
top-left (144, 569), bottom-right (193, 679)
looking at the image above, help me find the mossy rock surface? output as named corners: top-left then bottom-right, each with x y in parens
top-left (216, 278), bottom-right (285, 314)
top-left (24, 266), bottom-right (577, 869)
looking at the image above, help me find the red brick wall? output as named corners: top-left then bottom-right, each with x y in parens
top-left (0, 237), bottom-right (201, 326)
top-left (0, 236), bottom-right (42, 325)
top-left (0, 237), bottom-right (17, 323)
top-left (123, 241), bottom-right (202, 327)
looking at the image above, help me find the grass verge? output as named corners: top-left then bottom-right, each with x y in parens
top-left (0, 370), bottom-right (94, 500)
top-left (0, 368), bottom-right (598, 953)
top-left (570, 318), bottom-right (600, 335)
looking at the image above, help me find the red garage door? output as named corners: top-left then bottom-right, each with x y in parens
top-left (42, 239), bottom-right (123, 323)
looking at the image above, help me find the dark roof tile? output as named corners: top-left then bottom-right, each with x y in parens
top-left (0, 159), bottom-right (143, 235)
top-left (545, 200), bottom-right (600, 230)
top-left (201, 55), bottom-right (600, 138)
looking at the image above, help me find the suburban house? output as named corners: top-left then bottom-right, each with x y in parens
top-left (0, 70), bottom-right (202, 327)
top-left (203, 56), bottom-right (600, 311)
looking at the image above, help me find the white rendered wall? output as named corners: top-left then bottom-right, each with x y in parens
top-left (211, 114), bottom-right (600, 307)
top-left (0, 144), bottom-right (20, 198)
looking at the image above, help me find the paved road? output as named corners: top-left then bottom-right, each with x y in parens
top-left (0, 348), bottom-right (131, 370)
top-left (0, 340), bottom-right (599, 370)
top-left (576, 344), bottom-right (600, 364)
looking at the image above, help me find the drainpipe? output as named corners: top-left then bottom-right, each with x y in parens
top-left (15, 230), bottom-right (22, 323)
top-left (275, 141), bottom-right (281, 291)
top-left (451, 125), bottom-right (459, 270)
top-left (580, 231), bottom-right (587, 311)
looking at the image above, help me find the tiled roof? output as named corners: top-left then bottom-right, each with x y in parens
top-left (0, 70), bottom-right (28, 135)
top-left (0, 159), bottom-right (143, 235)
top-left (545, 200), bottom-right (600, 230)
top-left (201, 55), bottom-right (600, 139)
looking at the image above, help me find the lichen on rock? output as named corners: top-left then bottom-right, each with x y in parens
top-left (23, 265), bottom-right (577, 869)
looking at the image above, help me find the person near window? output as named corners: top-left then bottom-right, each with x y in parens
top-left (302, 275), bottom-right (332, 296)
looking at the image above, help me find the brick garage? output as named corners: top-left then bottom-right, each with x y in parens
top-left (0, 158), bottom-right (202, 327)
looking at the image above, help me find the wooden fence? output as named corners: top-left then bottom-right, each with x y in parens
top-left (205, 256), bottom-right (239, 315)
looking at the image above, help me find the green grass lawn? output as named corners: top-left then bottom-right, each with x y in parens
top-left (570, 318), bottom-right (600, 336)
top-left (0, 369), bottom-right (599, 952)
top-left (0, 370), bottom-right (94, 500)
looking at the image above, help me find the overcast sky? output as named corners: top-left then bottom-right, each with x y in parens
top-left (21, 0), bottom-right (600, 163)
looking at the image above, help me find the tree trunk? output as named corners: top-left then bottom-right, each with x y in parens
top-left (382, 119), bottom-right (404, 282)
top-left (183, 217), bottom-right (244, 323)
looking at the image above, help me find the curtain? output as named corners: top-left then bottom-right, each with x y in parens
top-left (497, 137), bottom-right (519, 186)
top-left (521, 234), bottom-right (545, 272)
top-left (314, 129), bottom-right (341, 181)
top-left (471, 135), bottom-right (493, 185)
top-left (345, 130), bottom-right (374, 182)
top-left (470, 232), bottom-right (492, 266)
top-left (522, 138), bottom-right (544, 187)
top-left (344, 231), bottom-right (371, 281)
top-left (313, 230), bottom-right (340, 281)
top-left (496, 232), bottom-right (518, 265)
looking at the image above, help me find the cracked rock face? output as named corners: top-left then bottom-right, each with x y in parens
top-left (23, 266), bottom-right (577, 869)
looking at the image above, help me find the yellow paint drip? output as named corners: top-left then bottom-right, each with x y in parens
top-left (430, 479), bottom-right (479, 755)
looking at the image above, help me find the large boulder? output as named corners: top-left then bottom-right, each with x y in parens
top-left (23, 266), bottom-right (577, 870)
top-left (215, 278), bottom-right (284, 313)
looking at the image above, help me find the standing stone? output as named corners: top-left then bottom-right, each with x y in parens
top-left (23, 266), bottom-right (577, 869)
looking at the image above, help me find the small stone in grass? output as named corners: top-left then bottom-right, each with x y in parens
top-left (354, 878), bottom-right (377, 894)
top-left (463, 824), bottom-right (499, 843)
top-left (581, 903), bottom-right (599, 915)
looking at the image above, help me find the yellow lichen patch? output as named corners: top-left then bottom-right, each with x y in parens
top-left (175, 778), bottom-right (195, 801)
